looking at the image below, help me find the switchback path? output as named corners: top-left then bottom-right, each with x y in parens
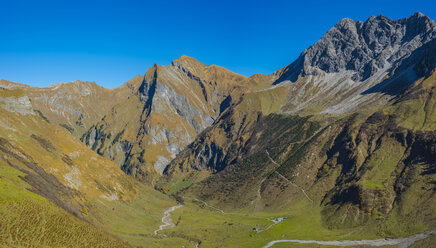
top-left (263, 230), bottom-right (436, 248)
top-left (185, 196), bottom-right (285, 234)
top-left (187, 197), bottom-right (225, 214)
top-left (186, 196), bottom-right (269, 221)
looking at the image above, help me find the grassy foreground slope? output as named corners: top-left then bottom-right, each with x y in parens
top-left (0, 87), bottom-right (194, 247)
top-left (0, 157), bottom-right (131, 247)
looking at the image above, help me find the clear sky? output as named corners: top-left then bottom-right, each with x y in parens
top-left (1, 0), bottom-right (435, 88)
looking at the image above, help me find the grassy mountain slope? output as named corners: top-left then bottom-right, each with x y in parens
top-left (0, 147), bottom-right (132, 247)
top-left (161, 71), bottom-right (435, 243)
top-left (0, 87), bottom-right (191, 247)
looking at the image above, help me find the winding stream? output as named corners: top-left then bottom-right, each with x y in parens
top-left (153, 204), bottom-right (183, 235)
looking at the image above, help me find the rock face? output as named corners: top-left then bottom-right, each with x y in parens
top-left (268, 13), bottom-right (436, 115)
top-left (81, 56), bottom-right (272, 182)
top-left (278, 12), bottom-right (436, 82)
top-left (0, 89), bottom-right (34, 115)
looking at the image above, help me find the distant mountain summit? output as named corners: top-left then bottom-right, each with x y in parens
top-left (80, 55), bottom-right (270, 181)
top-left (266, 12), bottom-right (436, 115)
top-left (278, 12), bottom-right (436, 82)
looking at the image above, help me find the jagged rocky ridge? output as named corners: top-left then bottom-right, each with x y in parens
top-left (273, 12), bottom-right (436, 115)
top-left (278, 12), bottom-right (436, 82)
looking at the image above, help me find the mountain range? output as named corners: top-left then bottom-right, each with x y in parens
top-left (0, 12), bottom-right (435, 247)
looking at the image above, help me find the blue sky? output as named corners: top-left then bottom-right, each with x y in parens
top-left (1, 0), bottom-right (435, 88)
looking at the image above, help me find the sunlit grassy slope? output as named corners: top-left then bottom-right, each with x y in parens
top-left (0, 159), bottom-right (131, 247)
top-left (0, 87), bottom-right (190, 247)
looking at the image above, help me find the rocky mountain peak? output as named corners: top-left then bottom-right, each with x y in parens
top-left (277, 13), bottom-right (436, 83)
top-left (406, 11), bottom-right (433, 23)
top-left (173, 54), bottom-right (203, 64)
top-left (113, 74), bottom-right (145, 97)
top-left (170, 55), bottom-right (206, 74)
top-left (401, 12), bottom-right (436, 41)
top-left (334, 17), bottom-right (356, 28)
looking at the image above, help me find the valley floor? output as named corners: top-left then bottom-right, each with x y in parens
top-left (143, 197), bottom-right (435, 248)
